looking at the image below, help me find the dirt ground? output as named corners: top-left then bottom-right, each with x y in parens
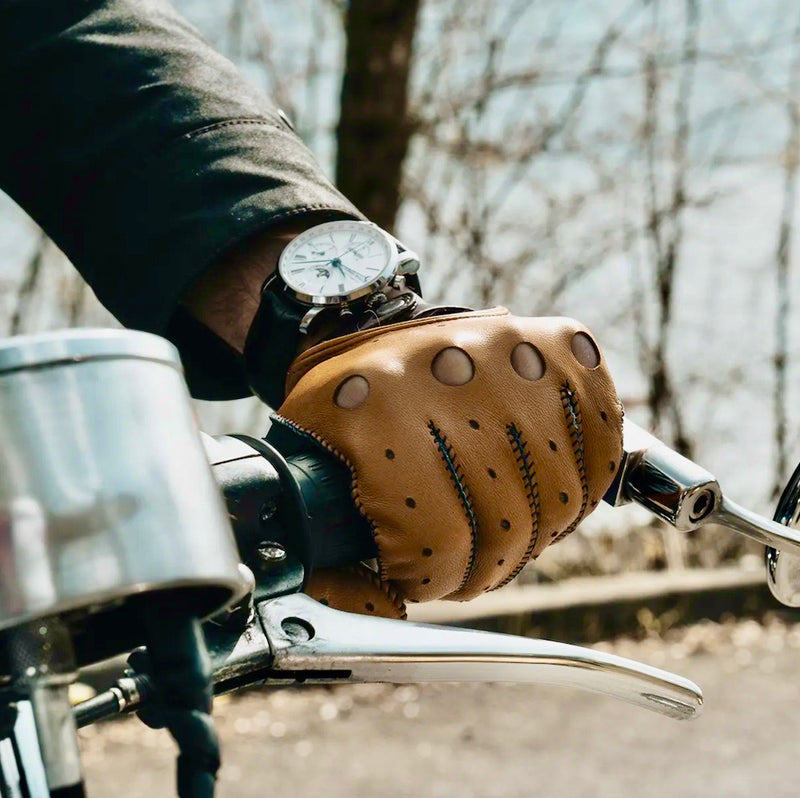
top-left (79, 615), bottom-right (800, 798)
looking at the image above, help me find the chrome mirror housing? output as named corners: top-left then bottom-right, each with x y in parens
top-left (766, 461), bottom-right (800, 606)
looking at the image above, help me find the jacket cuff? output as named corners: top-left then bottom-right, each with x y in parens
top-left (73, 120), bottom-right (362, 398)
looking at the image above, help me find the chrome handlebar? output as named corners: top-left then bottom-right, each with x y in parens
top-left (606, 421), bottom-right (800, 556)
top-left (606, 420), bottom-right (800, 607)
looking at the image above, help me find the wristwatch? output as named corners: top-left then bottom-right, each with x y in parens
top-left (244, 220), bottom-right (428, 407)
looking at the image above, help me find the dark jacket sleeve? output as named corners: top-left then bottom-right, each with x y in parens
top-left (0, 0), bottom-right (362, 398)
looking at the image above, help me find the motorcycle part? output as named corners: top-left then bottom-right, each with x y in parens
top-left (605, 420), bottom-right (800, 558)
top-left (0, 330), bottom-right (246, 647)
top-left (766, 460), bottom-right (800, 606)
top-left (258, 593), bottom-right (702, 719)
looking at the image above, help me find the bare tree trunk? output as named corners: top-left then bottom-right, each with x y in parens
top-left (336, 0), bottom-right (421, 231)
top-left (771, 14), bottom-right (800, 499)
top-left (641, 0), bottom-right (698, 459)
top-left (639, 0), bottom-right (700, 570)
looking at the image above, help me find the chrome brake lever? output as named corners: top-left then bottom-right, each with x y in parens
top-left (258, 593), bottom-right (702, 720)
top-left (605, 420), bottom-right (800, 558)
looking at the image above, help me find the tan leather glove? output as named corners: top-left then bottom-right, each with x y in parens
top-left (274, 309), bottom-right (623, 617)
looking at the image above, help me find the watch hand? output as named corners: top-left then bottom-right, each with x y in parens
top-left (333, 240), bottom-right (371, 261)
top-left (329, 257), bottom-right (367, 283)
top-left (340, 263), bottom-right (367, 282)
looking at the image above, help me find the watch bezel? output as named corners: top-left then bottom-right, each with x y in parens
top-left (277, 220), bottom-right (399, 306)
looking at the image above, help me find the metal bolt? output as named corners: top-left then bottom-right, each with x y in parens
top-left (257, 541), bottom-right (286, 564)
top-left (689, 489), bottom-right (715, 523)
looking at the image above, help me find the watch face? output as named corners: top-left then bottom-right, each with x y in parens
top-left (278, 221), bottom-right (395, 304)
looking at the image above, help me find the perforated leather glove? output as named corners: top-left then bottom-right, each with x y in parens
top-left (272, 309), bottom-right (623, 618)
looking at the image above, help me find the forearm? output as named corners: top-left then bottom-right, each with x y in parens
top-left (0, 0), bottom-right (361, 396)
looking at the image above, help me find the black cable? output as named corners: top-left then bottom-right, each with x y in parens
top-left (130, 612), bottom-right (220, 798)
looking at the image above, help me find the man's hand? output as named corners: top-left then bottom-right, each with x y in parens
top-left (273, 309), bottom-right (623, 617)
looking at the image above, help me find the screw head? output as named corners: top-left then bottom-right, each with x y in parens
top-left (257, 541), bottom-right (286, 564)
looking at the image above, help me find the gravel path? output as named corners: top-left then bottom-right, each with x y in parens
top-left (79, 615), bottom-right (800, 797)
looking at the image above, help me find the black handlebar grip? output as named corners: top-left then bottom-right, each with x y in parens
top-left (285, 452), bottom-right (377, 566)
top-left (209, 434), bottom-right (376, 571)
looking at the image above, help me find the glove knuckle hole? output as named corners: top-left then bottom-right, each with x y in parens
top-left (334, 374), bottom-right (370, 409)
top-left (511, 342), bottom-right (545, 381)
top-left (431, 347), bottom-right (474, 385)
top-left (571, 332), bottom-right (600, 369)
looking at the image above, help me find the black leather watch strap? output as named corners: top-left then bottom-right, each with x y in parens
top-left (244, 279), bottom-right (470, 408)
top-left (243, 283), bottom-right (306, 408)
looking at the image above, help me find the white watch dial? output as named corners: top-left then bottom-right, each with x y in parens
top-left (278, 221), bottom-right (395, 303)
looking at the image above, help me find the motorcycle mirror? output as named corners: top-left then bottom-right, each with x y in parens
top-left (766, 461), bottom-right (800, 607)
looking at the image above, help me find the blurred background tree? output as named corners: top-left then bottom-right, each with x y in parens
top-left (3, 0), bottom-right (800, 575)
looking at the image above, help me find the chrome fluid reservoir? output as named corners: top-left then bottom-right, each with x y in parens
top-left (0, 329), bottom-right (245, 644)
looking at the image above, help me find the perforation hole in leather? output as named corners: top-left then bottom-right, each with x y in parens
top-left (559, 491), bottom-right (569, 504)
top-left (421, 577), bottom-right (431, 585)
top-left (431, 347), bottom-right (474, 385)
top-left (549, 440), bottom-right (557, 451)
top-left (510, 342), bottom-right (545, 381)
top-left (422, 547), bottom-right (433, 557)
top-left (500, 519), bottom-right (511, 530)
top-left (385, 449), bottom-right (395, 460)
top-left (333, 375), bottom-right (370, 409)
top-left (487, 468), bottom-right (497, 479)
top-left (406, 497), bottom-right (416, 508)
top-left (600, 410), bottom-right (608, 421)
top-left (497, 558), bottom-right (505, 566)
top-left (365, 602), bottom-right (375, 612)
top-left (609, 461), bottom-right (616, 472)
top-left (571, 332), bottom-right (600, 369)
top-left (469, 419), bottom-right (480, 429)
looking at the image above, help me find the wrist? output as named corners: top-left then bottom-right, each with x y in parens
top-left (181, 218), bottom-right (318, 354)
